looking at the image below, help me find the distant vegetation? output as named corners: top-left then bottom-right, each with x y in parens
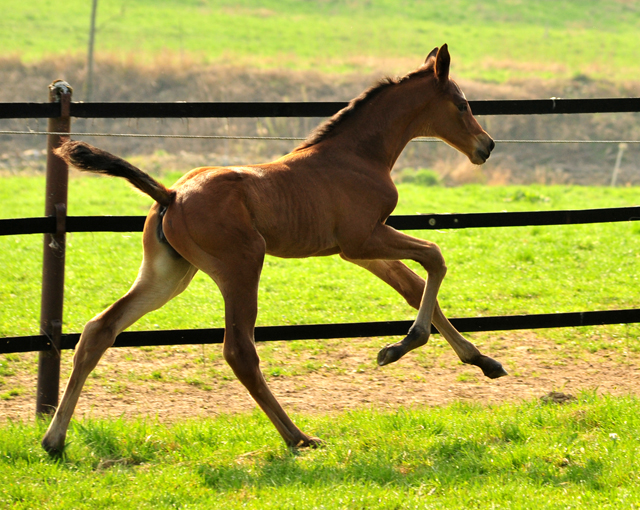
top-left (2, 0), bottom-right (640, 81)
top-left (1, 0), bottom-right (639, 185)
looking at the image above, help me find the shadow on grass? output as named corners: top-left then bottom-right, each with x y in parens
top-left (196, 438), bottom-right (606, 492)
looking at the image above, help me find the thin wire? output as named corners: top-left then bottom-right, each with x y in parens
top-left (0, 130), bottom-right (302, 140)
top-left (0, 129), bottom-right (639, 144)
top-left (490, 139), bottom-right (639, 144)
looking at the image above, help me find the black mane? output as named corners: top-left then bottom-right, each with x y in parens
top-left (294, 65), bottom-right (433, 151)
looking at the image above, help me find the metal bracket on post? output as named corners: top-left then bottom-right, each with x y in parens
top-left (49, 203), bottom-right (67, 252)
top-left (36, 80), bottom-right (72, 418)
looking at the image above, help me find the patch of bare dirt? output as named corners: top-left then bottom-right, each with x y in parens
top-left (2, 331), bottom-right (639, 423)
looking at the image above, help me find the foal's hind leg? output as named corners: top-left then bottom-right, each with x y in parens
top-left (340, 257), bottom-right (507, 378)
top-left (220, 266), bottom-right (322, 447)
top-left (42, 228), bottom-right (196, 455)
top-left (175, 228), bottom-right (322, 448)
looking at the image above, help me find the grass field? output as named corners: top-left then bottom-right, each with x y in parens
top-left (1, 179), bottom-right (639, 508)
top-left (1, 394), bottom-right (640, 509)
top-left (1, 178), bottom-right (639, 348)
top-left (2, 177), bottom-right (639, 506)
top-left (2, 0), bottom-right (640, 81)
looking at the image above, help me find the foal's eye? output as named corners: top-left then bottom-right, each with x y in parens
top-left (457, 103), bottom-right (468, 113)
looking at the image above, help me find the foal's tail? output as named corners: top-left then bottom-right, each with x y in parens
top-left (55, 140), bottom-right (175, 207)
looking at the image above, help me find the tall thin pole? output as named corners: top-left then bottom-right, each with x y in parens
top-left (610, 142), bottom-right (627, 187)
top-left (36, 81), bottom-right (72, 417)
top-left (86, 0), bottom-right (99, 101)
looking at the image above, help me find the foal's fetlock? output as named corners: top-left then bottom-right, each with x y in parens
top-left (468, 354), bottom-right (508, 379)
top-left (404, 325), bottom-right (430, 350)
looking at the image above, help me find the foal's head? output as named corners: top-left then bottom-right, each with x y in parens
top-left (416, 45), bottom-right (494, 165)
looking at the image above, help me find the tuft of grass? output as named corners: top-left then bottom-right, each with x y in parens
top-left (456, 371), bottom-right (477, 383)
top-left (0, 362), bottom-right (15, 378)
top-left (185, 376), bottom-right (212, 391)
top-left (104, 381), bottom-right (128, 395)
top-left (150, 370), bottom-right (164, 381)
top-left (0, 387), bottom-right (24, 400)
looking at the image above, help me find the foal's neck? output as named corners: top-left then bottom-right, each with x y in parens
top-left (329, 81), bottom-right (434, 172)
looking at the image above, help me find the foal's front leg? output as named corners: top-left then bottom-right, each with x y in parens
top-left (220, 279), bottom-right (323, 448)
top-left (340, 223), bottom-right (507, 376)
top-left (341, 257), bottom-right (507, 378)
top-left (340, 223), bottom-right (446, 365)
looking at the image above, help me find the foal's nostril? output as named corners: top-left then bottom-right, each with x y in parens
top-left (488, 139), bottom-right (496, 152)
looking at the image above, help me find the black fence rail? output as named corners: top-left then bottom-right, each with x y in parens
top-left (2, 207), bottom-right (640, 237)
top-left (2, 97), bottom-right (640, 119)
top-left (3, 309), bottom-right (640, 355)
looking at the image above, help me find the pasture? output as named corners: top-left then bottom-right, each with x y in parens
top-left (1, 156), bottom-right (640, 508)
top-left (2, 0), bottom-right (640, 81)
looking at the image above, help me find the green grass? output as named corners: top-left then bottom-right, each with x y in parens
top-left (1, 177), bottom-right (639, 507)
top-left (1, 179), bottom-right (639, 348)
top-left (2, 0), bottom-right (640, 81)
top-left (1, 394), bottom-right (640, 508)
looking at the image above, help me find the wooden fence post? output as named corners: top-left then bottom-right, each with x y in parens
top-left (36, 80), bottom-right (72, 417)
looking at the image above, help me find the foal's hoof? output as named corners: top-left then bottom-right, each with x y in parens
top-left (377, 344), bottom-right (404, 366)
top-left (41, 437), bottom-right (65, 457)
top-left (470, 355), bottom-right (508, 379)
top-left (293, 436), bottom-right (324, 449)
top-left (378, 327), bottom-right (429, 366)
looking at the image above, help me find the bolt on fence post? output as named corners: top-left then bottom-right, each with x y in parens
top-left (36, 80), bottom-right (72, 418)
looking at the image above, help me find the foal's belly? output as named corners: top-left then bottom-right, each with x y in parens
top-left (259, 222), bottom-right (342, 259)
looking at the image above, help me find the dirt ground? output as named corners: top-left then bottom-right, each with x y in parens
top-left (2, 330), bottom-right (639, 423)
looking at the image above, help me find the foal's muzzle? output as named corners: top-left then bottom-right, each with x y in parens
top-left (473, 137), bottom-right (495, 164)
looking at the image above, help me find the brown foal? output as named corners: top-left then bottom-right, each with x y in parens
top-left (42, 45), bottom-right (505, 454)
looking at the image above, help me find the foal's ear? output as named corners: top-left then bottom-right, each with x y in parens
top-left (434, 44), bottom-right (450, 84)
top-left (425, 46), bottom-right (439, 64)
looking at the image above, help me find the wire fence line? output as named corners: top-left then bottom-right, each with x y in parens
top-left (0, 129), bottom-right (639, 144)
